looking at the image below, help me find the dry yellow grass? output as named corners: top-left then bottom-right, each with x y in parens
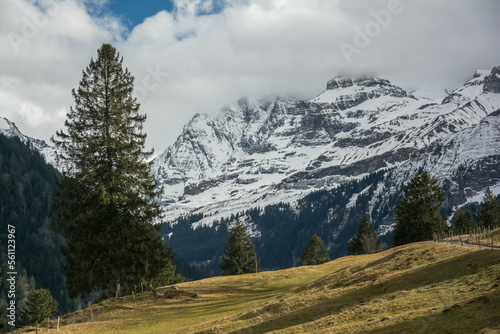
top-left (466, 227), bottom-right (500, 248)
top-left (13, 242), bottom-right (500, 334)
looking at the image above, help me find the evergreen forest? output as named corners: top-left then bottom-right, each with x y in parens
top-left (0, 134), bottom-right (80, 323)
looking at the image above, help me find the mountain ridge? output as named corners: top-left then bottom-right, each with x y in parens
top-left (152, 66), bottom-right (500, 228)
top-left (0, 116), bottom-right (56, 164)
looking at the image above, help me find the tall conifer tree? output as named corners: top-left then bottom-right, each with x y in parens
top-left (20, 289), bottom-right (58, 328)
top-left (477, 187), bottom-right (500, 227)
top-left (52, 44), bottom-right (168, 297)
top-left (393, 171), bottom-right (447, 246)
top-left (300, 234), bottom-right (330, 266)
top-left (347, 215), bottom-right (379, 255)
top-left (451, 206), bottom-right (475, 233)
top-left (220, 220), bottom-right (259, 275)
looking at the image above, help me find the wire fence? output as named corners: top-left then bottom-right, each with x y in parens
top-left (8, 303), bottom-right (106, 333)
top-left (434, 225), bottom-right (500, 250)
top-left (9, 286), bottom-right (189, 333)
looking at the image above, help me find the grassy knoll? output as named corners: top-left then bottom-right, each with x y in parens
top-left (16, 242), bottom-right (500, 333)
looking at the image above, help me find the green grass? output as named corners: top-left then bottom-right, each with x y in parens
top-left (15, 242), bottom-right (500, 333)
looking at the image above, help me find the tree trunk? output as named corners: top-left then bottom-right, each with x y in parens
top-left (149, 283), bottom-right (158, 303)
top-left (115, 281), bottom-right (120, 302)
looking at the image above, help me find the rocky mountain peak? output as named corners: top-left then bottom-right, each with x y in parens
top-left (326, 75), bottom-right (391, 90)
top-left (0, 116), bottom-right (23, 138)
top-left (313, 74), bottom-right (413, 107)
top-left (483, 65), bottom-right (500, 93)
top-left (152, 67), bottom-right (500, 225)
top-left (0, 116), bottom-right (55, 164)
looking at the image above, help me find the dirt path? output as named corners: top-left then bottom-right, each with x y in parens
top-left (440, 236), bottom-right (500, 251)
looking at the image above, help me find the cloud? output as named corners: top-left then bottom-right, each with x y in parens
top-left (0, 0), bottom-right (124, 144)
top-left (1, 0), bottom-right (499, 154)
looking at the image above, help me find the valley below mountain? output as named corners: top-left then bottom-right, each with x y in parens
top-left (152, 66), bottom-right (500, 274)
top-left (3, 66), bottom-right (500, 275)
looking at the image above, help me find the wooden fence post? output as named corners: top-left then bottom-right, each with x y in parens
top-left (459, 234), bottom-right (463, 247)
top-left (57, 316), bottom-right (60, 331)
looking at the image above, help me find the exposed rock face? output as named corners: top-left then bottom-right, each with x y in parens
top-left (323, 76), bottom-right (413, 110)
top-left (483, 66), bottom-right (500, 93)
top-left (326, 76), bottom-right (353, 90)
top-left (152, 68), bottom-right (500, 227)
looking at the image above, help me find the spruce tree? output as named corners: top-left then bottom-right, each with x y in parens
top-left (20, 289), bottom-right (58, 328)
top-left (476, 187), bottom-right (500, 227)
top-left (393, 171), bottom-right (447, 246)
top-left (52, 43), bottom-right (168, 297)
top-left (347, 215), bottom-right (378, 255)
top-left (451, 207), bottom-right (475, 233)
top-left (220, 220), bottom-right (259, 275)
top-left (300, 234), bottom-right (330, 266)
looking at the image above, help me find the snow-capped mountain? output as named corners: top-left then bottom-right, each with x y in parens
top-left (153, 66), bottom-right (500, 227)
top-left (0, 116), bottom-right (56, 164)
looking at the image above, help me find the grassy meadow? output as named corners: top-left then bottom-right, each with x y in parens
top-left (16, 241), bottom-right (500, 333)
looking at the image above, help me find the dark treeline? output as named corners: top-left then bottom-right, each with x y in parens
top-left (161, 214), bottom-right (230, 277)
top-left (0, 134), bottom-right (80, 322)
top-left (161, 169), bottom-right (402, 275)
top-left (163, 167), bottom-right (500, 276)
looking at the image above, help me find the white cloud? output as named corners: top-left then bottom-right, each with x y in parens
top-left (1, 0), bottom-right (499, 154)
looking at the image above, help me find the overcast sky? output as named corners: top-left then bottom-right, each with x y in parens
top-left (1, 0), bottom-right (499, 154)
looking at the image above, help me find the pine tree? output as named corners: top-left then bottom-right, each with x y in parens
top-left (300, 234), bottom-right (330, 266)
top-left (52, 43), bottom-right (168, 297)
top-left (451, 206), bottom-right (475, 233)
top-left (147, 247), bottom-right (184, 299)
top-left (347, 215), bottom-right (379, 255)
top-left (476, 187), bottom-right (500, 227)
top-left (393, 171), bottom-right (447, 246)
top-left (220, 220), bottom-right (259, 275)
top-left (20, 289), bottom-right (58, 328)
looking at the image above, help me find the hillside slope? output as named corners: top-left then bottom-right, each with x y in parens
top-left (37, 242), bottom-right (500, 334)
